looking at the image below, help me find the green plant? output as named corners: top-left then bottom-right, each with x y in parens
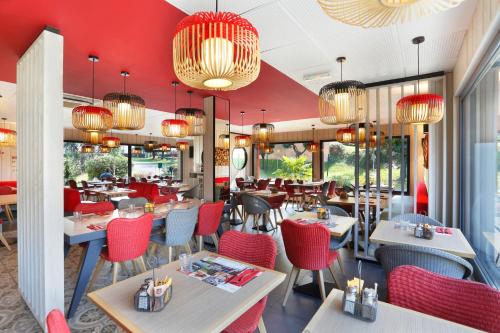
top-left (84, 154), bottom-right (128, 179)
top-left (272, 156), bottom-right (312, 179)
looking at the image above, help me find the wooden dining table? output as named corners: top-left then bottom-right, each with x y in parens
top-left (92, 188), bottom-right (137, 201)
top-left (303, 289), bottom-right (482, 333)
top-left (370, 219), bottom-right (476, 259)
top-left (64, 199), bottom-right (200, 318)
top-left (88, 250), bottom-right (286, 333)
top-left (0, 193), bottom-right (16, 223)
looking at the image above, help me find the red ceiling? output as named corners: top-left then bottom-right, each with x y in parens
top-left (0, 0), bottom-right (318, 125)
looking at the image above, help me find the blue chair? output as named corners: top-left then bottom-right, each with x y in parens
top-left (392, 213), bottom-right (442, 226)
top-left (150, 206), bottom-right (198, 263)
top-left (326, 205), bottom-right (351, 274)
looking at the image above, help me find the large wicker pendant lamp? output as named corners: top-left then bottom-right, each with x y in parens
top-left (396, 37), bottom-right (444, 125)
top-left (162, 82), bottom-right (188, 138)
top-left (306, 125), bottom-right (319, 153)
top-left (252, 109), bottom-right (274, 145)
top-left (103, 71), bottom-right (146, 130)
top-left (72, 55), bottom-right (113, 136)
top-left (144, 133), bottom-right (157, 152)
top-left (173, 0), bottom-right (260, 91)
top-left (319, 57), bottom-right (366, 125)
top-left (317, 0), bottom-right (466, 28)
top-left (218, 124), bottom-right (230, 149)
top-left (234, 111), bottom-right (252, 148)
top-left (0, 118), bottom-right (16, 147)
top-left (102, 130), bottom-right (120, 148)
top-left (175, 90), bottom-right (205, 136)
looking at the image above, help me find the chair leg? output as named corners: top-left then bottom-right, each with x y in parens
top-left (337, 254), bottom-right (345, 274)
top-left (112, 262), bottom-right (119, 284)
top-left (254, 214), bottom-right (260, 234)
top-left (241, 214), bottom-right (249, 232)
top-left (184, 243), bottom-right (192, 255)
top-left (282, 266), bottom-right (299, 307)
top-left (0, 234), bottom-right (10, 251)
top-left (210, 234), bottom-right (219, 251)
top-left (131, 260), bottom-right (139, 274)
top-left (328, 266), bottom-right (342, 289)
top-left (278, 208), bottom-right (284, 220)
top-left (293, 268), bottom-right (301, 286)
top-left (317, 270), bottom-right (326, 301)
top-left (136, 257), bottom-right (147, 273)
top-left (257, 317), bottom-right (267, 333)
top-left (197, 235), bottom-right (203, 252)
top-left (167, 246), bottom-right (173, 263)
top-left (149, 243), bottom-right (158, 257)
top-left (88, 257), bottom-right (105, 291)
top-left (120, 262), bottom-right (131, 277)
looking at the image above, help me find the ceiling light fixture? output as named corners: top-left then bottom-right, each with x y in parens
top-left (103, 71), bottom-right (146, 130)
top-left (81, 144), bottom-right (94, 154)
top-left (162, 81), bottom-right (188, 138)
top-left (319, 57), bottom-right (366, 125)
top-left (218, 124), bottom-right (230, 149)
top-left (72, 55), bottom-right (113, 135)
top-left (396, 37), bottom-right (444, 124)
top-left (306, 125), bottom-right (319, 153)
top-left (176, 141), bottom-right (190, 151)
top-left (144, 132), bottom-right (157, 152)
top-left (252, 109), bottom-right (274, 145)
top-left (173, 0), bottom-right (260, 91)
top-left (234, 111), bottom-right (252, 148)
top-left (102, 130), bottom-right (120, 148)
top-left (132, 134), bottom-right (142, 156)
top-left (175, 89), bottom-right (205, 136)
top-left (317, 0), bottom-right (466, 28)
top-left (99, 145), bottom-right (111, 154)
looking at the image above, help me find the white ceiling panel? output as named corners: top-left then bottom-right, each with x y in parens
top-left (165, 0), bottom-right (276, 16)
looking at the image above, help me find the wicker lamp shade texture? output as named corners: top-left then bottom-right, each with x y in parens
top-left (317, 0), bottom-right (466, 28)
top-left (103, 93), bottom-right (146, 130)
top-left (99, 145), bottom-right (111, 153)
top-left (218, 134), bottom-right (230, 149)
top-left (234, 135), bottom-right (252, 148)
top-left (161, 119), bottom-right (189, 138)
top-left (319, 80), bottom-right (366, 125)
top-left (102, 136), bottom-right (120, 148)
top-left (0, 128), bottom-right (16, 147)
top-left (173, 11), bottom-right (260, 91)
top-left (396, 93), bottom-right (444, 124)
top-left (252, 123), bottom-right (274, 144)
top-left (72, 106), bottom-right (113, 132)
top-left (175, 108), bottom-right (205, 136)
top-left (81, 144), bottom-right (94, 154)
top-left (306, 142), bottom-right (319, 153)
top-left (144, 141), bottom-right (157, 152)
top-left (161, 143), bottom-right (172, 151)
top-left (176, 141), bottom-right (190, 151)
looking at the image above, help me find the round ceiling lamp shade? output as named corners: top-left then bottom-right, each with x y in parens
top-left (218, 134), bottom-right (230, 149)
top-left (173, 11), bottom-right (260, 91)
top-left (162, 119), bottom-right (189, 138)
top-left (317, 0), bottom-right (466, 28)
top-left (234, 111), bottom-right (251, 148)
top-left (262, 143), bottom-right (274, 155)
top-left (99, 145), bottom-right (111, 154)
top-left (0, 118), bottom-right (16, 147)
top-left (176, 141), bottom-right (190, 151)
top-left (102, 135), bottom-right (120, 148)
top-left (175, 90), bottom-right (205, 136)
top-left (85, 131), bottom-right (103, 145)
top-left (319, 57), bottom-right (366, 125)
top-left (306, 125), bottom-right (319, 153)
top-left (132, 146), bottom-right (142, 155)
top-left (103, 71), bottom-right (146, 130)
top-left (161, 143), bottom-right (172, 152)
top-left (144, 133), bottom-right (157, 152)
top-left (81, 144), bottom-right (94, 154)
top-left (252, 109), bottom-right (274, 144)
top-left (396, 37), bottom-right (444, 125)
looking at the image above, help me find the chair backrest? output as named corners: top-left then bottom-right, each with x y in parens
top-left (154, 193), bottom-right (179, 204)
top-left (196, 201), bottom-right (225, 236)
top-left (281, 219), bottom-right (331, 270)
top-left (183, 184), bottom-right (201, 200)
top-left (257, 179), bottom-right (270, 190)
top-left (326, 205), bottom-right (349, 217)
top-left (416, 181), bottom-right (429, 215)
top-left (391, 213), bottom-right (442, 226)
top-left (297, 179), bottom-right (304, 184)
top-left (375, 244), bottom-right (473, 279)
top-left (130, 176), bottom-right (137, 183)
top-left (164, 206), bottom-right (199, 246)
top-left (106, 214), bottom-right (153, 262)
top-left (327, 181), bottom-right (336, 196)
top-left (320, 181), bottom-right (330, 196)
top-left (267, 193), bottom-right (287, 209)
top-left (284, 179), bottom-right (293, 185)
top-left (161, 186), bottom-right (179, 195)
top-left (274, 178), bottom-right (282, 189)
top-left (117, 197), bottom-right (148, 210)
top-left (241, 194), bottom-right (271, 215)
top-left (64, 188), bottom-right (81, 213)
top-left (81, 180), bottom-right (90, 189)
top-left (284, 183), bottom-right (296, 195)
top-left (388, 265), bottom-right (500, 333)
top-left (140, 177), bottom-right (148, 183)
top-left (219, 230), bottom-right (277, 269)
top-left (74, 201), bottom-right (115, 214)
top-left (46, 309), bottom-right (70, 333)
top-left (68, 179), bottom-right (78, 190)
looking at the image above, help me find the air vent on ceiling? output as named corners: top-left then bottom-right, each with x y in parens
top-left (63, 93), bottom-right (93, 109)
top-left (303, 71), bottom-right (331, 82)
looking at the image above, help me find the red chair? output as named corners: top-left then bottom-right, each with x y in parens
top-left (64, 188), bottom-right (81, 214)
top-left (219, 231), bottom-right (277, 333)
top-left (284, 183), bottom-right (302, 210)
top-left (416, 181), bottom-right (429, 215)
top-left (155, 193), bottom-right (179, 204)
top-left (74, 201), bottom-right (114, 214)
top-left (235, 177), bottom-right (245, 190)
top-left (81, 180), bottom-right (98, 201)
top-left (328, 180), bottom-right (336, 197)
top-left (160, 186), bottom-right (179, 195)
top-left (46, 309), bottom-right (70, 333)
top-left (140, 177), bottom-right (148, 183)
top-left (388, 265), bottom-right (500, 332)
top-left (256, 178), bottom-right (270, 190)
top-left (267, 193), bottom-right (286, 225)
top-left (129, 176), bottom-right (137, 183)
top-left (281, 219), bottom-right (341, 305)
top-left (274, 178), bottom-right (283, 190)
top-left (195, 201), bottom-right (224, 251)
top-left (89, 214), bottom-right (153, 288)
top-left (0, 186), bottom-right (15, 195)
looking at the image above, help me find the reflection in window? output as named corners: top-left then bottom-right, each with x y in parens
top-left (256, 142), bottom-right (312, 181)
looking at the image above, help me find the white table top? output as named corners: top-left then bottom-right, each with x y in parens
top-left (88, 251), bottom-right (286, 333)
top-left (370, 220), bottom-right (476, 259)
top-left (281, 211), bottom-right (357, 237)
top-left (92, 188), bottom-right (137, 196)
top-left (303, 289), bottom-right (483, 333)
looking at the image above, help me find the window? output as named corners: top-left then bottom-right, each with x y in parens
top-left (460, 53), bottom-right (499, 287)
top-left (321, 136), bottom-right (410, 194)
top-left (131, 147), bottom-right (182, 180)
top-left (255, 142), bottom-right (312, 181)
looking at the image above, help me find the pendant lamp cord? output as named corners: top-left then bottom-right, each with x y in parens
top-left (91, 59), bottom-right (95, 105)
top-left (174, 84), bottom-right (177, 111)
top-left (340, 61), bottom-right (343, 81)
top-left (417, 42), bottom-right (420, 94)
top-left (123, 75), bottom-right (126, 94)
top-left (216, 0), bottom-right (218, 12)
top-left (262, 109), bottom-right (265, 123)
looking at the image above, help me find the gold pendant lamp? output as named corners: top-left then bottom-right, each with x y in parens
top-left (306, 125), bottom-right (319, 153)
top-left (162, 81), bottom-right (188, 138)
top-left (234, 111), bottom-right (252, 148)
top-left (218, 124), bottom-right (230, 149)
top-left (176, 141), bottom-right (190, 151)
top-left (175, 89), bottom-right (205, 136)
top-left (252, 109), bottom-right (274, 145)
top-left (144, 132), bottom-right (157, 152)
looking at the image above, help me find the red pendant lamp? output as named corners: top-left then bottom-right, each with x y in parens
top-left (306, 125), bottom-right (319, 153)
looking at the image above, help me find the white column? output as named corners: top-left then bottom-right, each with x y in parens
top-left (16, 28), bottom-right (64, 329)
top-left (203, 96), bottom-right (215, 200)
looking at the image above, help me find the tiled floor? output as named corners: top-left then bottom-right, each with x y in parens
top-left (0, 208), bottom-right (386, 332)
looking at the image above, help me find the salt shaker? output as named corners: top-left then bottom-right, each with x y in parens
top-left (344, 286), bottom-right (357, 314)
top-left (362, 288), bottom-right (377, 318)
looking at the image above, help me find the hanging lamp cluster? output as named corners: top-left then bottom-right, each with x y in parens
top-left (173, 0), bottom-right (260, 91)
top-left (319, 57), bottom-right (366, 125)
top-left (306, 125), bottom-right (319, 153)
top-left (175, 90), bottom-right (205, 136)
top-left (234, 111), bottom-right (252, 148)
top-left (317, 0), bottom-right (466, 28)
top-left (252, 109), bottom-right (274, 147)
top-left (396, 37), bottom-right (444, 125)
top-left (0, 118), bottom-right (16, 147)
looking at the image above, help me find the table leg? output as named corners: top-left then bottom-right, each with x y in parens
top-left (3, 205), bottom-right (14, 223)
top-left (66, 238), bottom-right (105, 318)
